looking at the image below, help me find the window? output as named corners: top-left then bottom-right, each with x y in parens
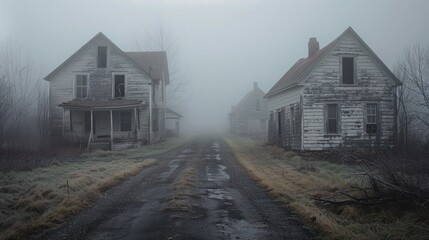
top-left (114, 74), bottom-right (125, 98)
top-left (120, 111), bottom-right (132, 131)
top-left (75, 74), bottom-right (88, 99)
top-left (366, 104), bottom-right (377, 134)
top-left (97, 46), bottom-right (107, 68)
top-left (290, 106), bottom-right (295, 135)
top-left (277, 111), bottom-right (282, 136)
top-left (341, 57), bottom-right (354, 84)
top-left (256, 99), bottom-right (261, 111)
top-left (326, 104), bottom-right (339, 134)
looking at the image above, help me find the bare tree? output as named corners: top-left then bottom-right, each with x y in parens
top-left (0, 43), bottom-right (38, 150)
top-left (131, 24), bottom-right (190, 111)
top-left (395, 44), bottom-right (429, 154)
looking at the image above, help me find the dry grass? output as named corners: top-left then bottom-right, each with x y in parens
top-left (0, 136), bottom-right (191, 240)
top-left (225, 137), bottom-right (429, 240)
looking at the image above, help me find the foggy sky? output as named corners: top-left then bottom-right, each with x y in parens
top-left (2, 0), bottom-right (429, 133)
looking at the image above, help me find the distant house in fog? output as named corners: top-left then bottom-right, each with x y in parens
top-left (165, 108), bottom-right (182, 137)
top-left (44, 32), bottom-right (169, 150)
top-left (229, 82), bottom-right (268, 136)
top-left (265, 27), bottom-right (401, 150)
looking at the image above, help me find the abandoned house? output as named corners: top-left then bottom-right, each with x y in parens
top-left (265, 27), bottom-right (402, 150)
top-left (229, 82), bottom-right (268, 136)
top-left (165, 108), bottom-right (182, 137)
top-left (44, 32), bottom-right (169, 150)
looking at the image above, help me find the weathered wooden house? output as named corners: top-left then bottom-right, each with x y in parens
top-left (229, 82), bottom-right (268, 136)
top-left (44, 32), bottom-right (169, 150)
top-left (265, 27), bottom-right (401, 150)
top-left (165, 108), bottom-right (182, 137)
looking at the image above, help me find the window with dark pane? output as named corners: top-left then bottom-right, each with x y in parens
top-left (97, 46), bottom-right (107, 68)
top-left (366, 104), bottom-right (377, 134)
top-left (327, 104), bottom-right (338, 134)
top-left (342, 57), bottom-right (354, 84)
top-left (75, 74), bottom-right (87, 99)
top-left (114, 74), bottom-right (125, 98)
top-left (277, 111), bottom-right (282, 136)
top-left (120, 111), bottom-right (132, 131)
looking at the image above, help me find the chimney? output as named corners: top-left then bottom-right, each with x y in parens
top-left (253, 82), bottom-right (258, 90)
top-left (308, 37), bottom-right (319, 57)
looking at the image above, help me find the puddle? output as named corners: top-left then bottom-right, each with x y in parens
top-left (216, 219), bottom-right (266, 239)
top-left (160, 159), bottom-right (181, 178)
top-left (207, 189), bottom-right (232, 200)
top-left (214, 153), bottom-right (221, 161)
top-left (212, 141), bottom-right (220, 152)
top-left (206, 165), bottom-right (230, 182)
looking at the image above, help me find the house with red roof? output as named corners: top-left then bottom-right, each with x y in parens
top-left (229, 82), bottom-right (268, 137)
top-left (44, 33), bottom-right (169, 150)
top-left (265, 27), bottom-right (401, 150)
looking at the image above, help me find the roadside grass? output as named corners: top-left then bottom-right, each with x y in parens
top-left (0, 136), bottom-right (191, 240)
top-left (225, 136), bottom-right (429, 240)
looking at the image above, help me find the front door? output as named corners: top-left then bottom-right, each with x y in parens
top-left (94, 111), bottom-right (111, 141)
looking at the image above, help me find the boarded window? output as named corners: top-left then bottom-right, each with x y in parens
top-left (97, 46), bottom-right (107, 68)
top-left (366, 104), bottom-right (377, 134)
top-left (290, 106), bottom-right (295, 135)
top-left (120, 111), bottom-right (132, 131)
top-left (75, 74), bottom-right (87, 99)
top-left (326, 104), bottom-right (339, 134)
top-left (342, 57), bottom-right (354, 84)
top-left (114, 74), bottom-right (125, 98)
top-left (256, 99), bottom-right (261, 111)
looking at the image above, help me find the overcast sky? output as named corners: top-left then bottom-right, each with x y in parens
top-left (2, 0), bottom-right (429, 132)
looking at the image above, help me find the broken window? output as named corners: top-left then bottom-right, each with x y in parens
top-left (342, 57), bottom-right (354, 84)
top-left (256, 99), bottom-right (261, 111)
top-left (114, 74), bottom-right (125, 98)
top-left (120, 111), bottom-right (132, 131)
top-left (366, 104), bottom-right (377, 134)
top-left (75, 74), bottom-right (88, 99)
top-left (326, 104), bottom-right (339, 134)
top-left (97, 46), bottom-right (107, 68)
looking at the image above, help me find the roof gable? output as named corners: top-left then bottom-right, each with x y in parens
top-left (44, 32), bottom-right (151, 81)
top-left (230, 85), bottom-right (266, 115)
top-left (265, 27), bottom-right (401, 98)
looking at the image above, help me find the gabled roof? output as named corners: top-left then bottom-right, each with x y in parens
top-left (229, 84), bottom-right (265, 115)
top-left (265, 27), bottom-right (402, 98)
top-left (166, 108), bottom-right (182, 119)
top-left (125, 51), bottom-right (170, 84)
top-left (44, 32), bottom-right (151, 81)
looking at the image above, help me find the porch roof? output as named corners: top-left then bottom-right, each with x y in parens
top-left (59, 99), bottom-right (147, 110)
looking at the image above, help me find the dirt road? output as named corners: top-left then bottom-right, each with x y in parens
top-left (34, 136), bottom-right (313, 240)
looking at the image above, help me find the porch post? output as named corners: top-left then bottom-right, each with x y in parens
top-left (134, 108), bottom-right (138, 141)
top-left (62, 108), bottom-right (65, 137)
top-left (87, 110), bottom-right (94, 150)
top-left (110, 110), bottom-right (113, 150)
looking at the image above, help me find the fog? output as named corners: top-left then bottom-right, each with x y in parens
top-left (2, 0), bottom-right (429, 133)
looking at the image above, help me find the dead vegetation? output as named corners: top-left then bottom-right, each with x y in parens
top-left (0, 136), bottom-right (190, 240)
top-left (225, 137), bottom-right (429, 240)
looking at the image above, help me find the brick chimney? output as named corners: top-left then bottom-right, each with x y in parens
top-left (308, 37), bottom-right (319, 57)
top-left (253, 82), bottom-right (258, 90)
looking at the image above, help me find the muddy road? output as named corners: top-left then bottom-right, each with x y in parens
top-left (35, 136), bottom-right (313, 240)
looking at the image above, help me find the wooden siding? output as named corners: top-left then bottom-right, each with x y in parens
top-left (302, 34), bottom-right (396, 150)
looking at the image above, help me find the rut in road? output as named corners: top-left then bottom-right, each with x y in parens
top-left (34, 136), bottom-right (313, 240)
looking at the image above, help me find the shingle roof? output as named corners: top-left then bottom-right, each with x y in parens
top-left (125, 51), bottom-right (170, 84)
top-left (265, 27), bottom-right (401, 98)
top-left (59, 99), bottom-right (146, 110)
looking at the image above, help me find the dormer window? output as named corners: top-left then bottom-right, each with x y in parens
top-left (97, 46), bottom-right (107, 68)
top-left (341, 56), bottom-right (355, 84)
top-left (113, 74), bottom-right (125, 98)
